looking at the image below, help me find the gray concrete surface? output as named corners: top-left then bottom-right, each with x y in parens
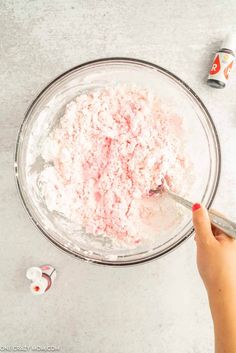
top-left (1, 1), bottom-right (236, 352)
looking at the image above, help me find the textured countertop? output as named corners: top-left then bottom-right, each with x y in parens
top-left (1, 1), bottom-right (236, 352)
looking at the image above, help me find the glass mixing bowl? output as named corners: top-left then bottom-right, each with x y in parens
top-left (15, 58), bottom-right (221, 265)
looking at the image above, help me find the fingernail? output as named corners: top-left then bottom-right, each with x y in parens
top-left (192, 203), bottom-right (201, 212)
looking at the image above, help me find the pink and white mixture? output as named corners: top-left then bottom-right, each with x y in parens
top-left (39, 86), bottom-right (188, 243)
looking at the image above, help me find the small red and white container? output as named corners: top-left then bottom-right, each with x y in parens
top-left (26, 265), bottom-right (56, 295)
top-left (207, 34), bottom-right (236, 88)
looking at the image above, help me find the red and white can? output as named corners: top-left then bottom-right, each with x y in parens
top-left (207, 34), bottom-right (236, 88)
top-left (26, 265), bottom-right (56, 295)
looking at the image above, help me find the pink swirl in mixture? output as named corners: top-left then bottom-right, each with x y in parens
top-left (39, 86), bottom-right (187, 241)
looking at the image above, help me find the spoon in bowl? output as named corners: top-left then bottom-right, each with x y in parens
top-left (150, 184), bottom-right (236, 239)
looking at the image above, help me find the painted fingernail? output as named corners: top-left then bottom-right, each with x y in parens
top-left (192, 203), bottom-right (201, 212)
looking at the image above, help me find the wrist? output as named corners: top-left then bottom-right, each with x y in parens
top-left (207, 285), bottom-right (236, 353)
top-left (207, 284), bottom-right (236, 316)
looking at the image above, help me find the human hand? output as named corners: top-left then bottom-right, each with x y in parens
top-left (192, 203), bottom-right (236, 297)
top-left (192, 203), bottom-right (236, 353)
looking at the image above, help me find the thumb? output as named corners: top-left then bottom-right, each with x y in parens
top-left (192, 203), bottom-right (215, 244)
